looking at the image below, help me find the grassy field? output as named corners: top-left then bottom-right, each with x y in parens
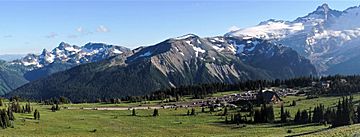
top-left (1, 93), bottom-right (359, 137)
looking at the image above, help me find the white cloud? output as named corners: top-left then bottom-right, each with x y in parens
top-left (96, 25), bottom-right (110, 33)
top-left (46, 32), bottom-right (58, 38)
top-left (228, 26), bottom-right (241, 32)
top-left (77, 27), bottom-right (84, 33)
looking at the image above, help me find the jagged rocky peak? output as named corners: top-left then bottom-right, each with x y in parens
top-left (12, 42), bottom-right (131, 69)
top-left (316, 3), bottom-right (330, 12)
top-left (172, 34), bottom-right (199, 40)
top-left (57, 42), bottom-right (76, 50)
top-left (295, 3), bottom-right (342, 23)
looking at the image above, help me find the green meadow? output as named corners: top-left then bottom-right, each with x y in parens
top-left (1, 93), bottom-right (360, 137)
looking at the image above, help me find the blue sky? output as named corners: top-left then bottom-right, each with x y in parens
top-left (0, 0), bottom-right (358, 54)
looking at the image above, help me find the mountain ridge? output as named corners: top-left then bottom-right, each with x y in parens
top-left (7, 35), bottom-right (317, 102)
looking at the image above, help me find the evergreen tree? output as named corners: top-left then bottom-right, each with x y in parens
top-left (332, 97), bottom-right (355, 127)
top-left (357, 105), bottom-right (360, 123)
top-left (294, 109), bottom-right (301, 124)
top-left (191, 108), bottom-right (196, 116)
top-left (132, 109), bottom-right (136, 116)
top-left (37, 111), bottom-right (40, 120)
top-left (280, 104), bottom-right (286, 123)
top-left (254, 109), bottom-right (261, 123)
top-left (300, 110), bottom-right (309, 124)
top-left (324, 108), bottom-right (334, 124)
top-left (7, 109), bottom-right (14, 121)
top-left (292, 100), bottom-right (296, 106)
top-left (55, 103), bottom-right (60, 111)
top-left (266, 104), bottom-right (275, 123)
top-left (223, 107), bottom-right (228, 116)
top-left (153, 109), bottom-right (159, 117)
top-left (34, 109), bottom-right (38, 120)
top-left (51, 105), bottom-right (56, 112)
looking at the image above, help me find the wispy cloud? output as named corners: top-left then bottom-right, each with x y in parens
top-left (45, 32), bottom-right (58, 38)
top-left (68, 25), bottom-right (109, 39)
top-left (96, 25), bottom-right (110, 33)
top-left (76, 27), bottom-right (84, 33)
top-left (3, 35), bottom-right (12, 38)
top-left (228, 26), bottom-right (240, 32)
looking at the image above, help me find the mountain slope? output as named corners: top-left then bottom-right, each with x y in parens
top-left (0, 60), bottom-right (28, 95)
top-left (226, 4), bottom-right (360, 75)
top-left (8, 35), bottom-right (316, 102)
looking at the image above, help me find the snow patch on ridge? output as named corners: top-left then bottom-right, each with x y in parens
top-left (227, 21), bottom-right (304, 39)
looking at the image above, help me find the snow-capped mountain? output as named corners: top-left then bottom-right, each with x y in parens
top-left (9, 42), bottom-right (131, 81)
top-left (13, 42), bottom-right (131, 69)
top-left (226, 3), bottom-right (360, 75)
top-left (8, 34), bottom-right (316, 101)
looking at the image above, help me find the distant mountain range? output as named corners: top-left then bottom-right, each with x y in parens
top-left (7, 35), bottom-right (316, 102)
top-left (4, 3), bottom-right (360, 101)
top-left (0, 43), bottom-right (130, 95)
top-left (0, 54), bottom-right (25, 61)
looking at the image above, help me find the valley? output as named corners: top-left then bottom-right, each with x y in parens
top-left (1, 2), bottom-right (360, 137)
top-left (2, 90), bottom-right (360, 137)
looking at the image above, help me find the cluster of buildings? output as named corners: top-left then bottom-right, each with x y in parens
top-left (189, 88), bottom-right (301, 108)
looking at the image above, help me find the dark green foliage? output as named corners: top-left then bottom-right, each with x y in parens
top-left (209, 106), bottom-right (215, 112)
top-left (301, 110), bottom-right (309, 124)
top-left (223, 107), bottom-right (228, 116)
top-left (324, 108), bottom-right (335, 124)
top-left (34, 109), bottom-right (38, 120)
top-left (51, 103), bottom-right (60, 112)
top-left (357, 105), bottom-right (360, 123)
top-left (37, 111), bottom-right (40, 120)
top-left (253, 103), bottom-right (274, 123)
top-left (332, 96), bottom-right (355, 127)
top-left (153, 109), bottom-right (159, 117)
top-left (24, 102), bottom-right (31, 113)
top-left (294, 109), bottom-right (309, 124)
top-left (312, 104), bottom-right (325, 123)
top-left (291, 100), bottom-right (296, 106)
top-left (266, 104), bottom-right (275, 123)
top-left (0, 109), bottom-right (12, 129)
top-left (55, 103), bottom-right (60, 111)
top-left (132, 109), bottom-right (136, 116)
top-left (7, 109), bottom-right (14, 121)
top-left (280, 104), bottom-right (291, 123)
top-left (59, 96), bottom-right (71, 104)
top-left (294, 110), bottom-right (301, 124)
top-left (8, 101), bottom-right (31, 114)
top-left (190, 108), bottom-right (196, 116)
top-left (226, 113), bottom-right (249, 125)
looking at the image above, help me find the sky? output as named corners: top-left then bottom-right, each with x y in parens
top-left (0, 0), bottom-right (358, 54)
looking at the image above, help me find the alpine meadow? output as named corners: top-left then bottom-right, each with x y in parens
top-left (2, 1), bottom-right (360, 137)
